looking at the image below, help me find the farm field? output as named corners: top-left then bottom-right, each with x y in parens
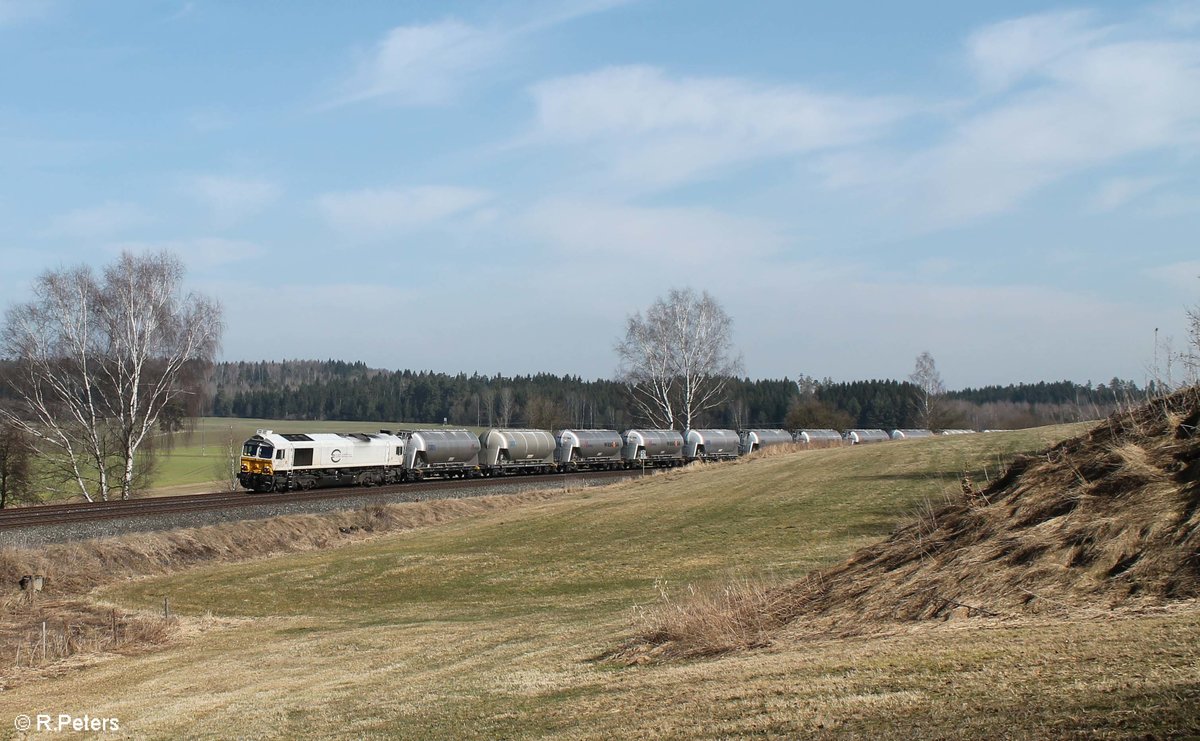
top-left (3, 422), bottom-right (1198, 738)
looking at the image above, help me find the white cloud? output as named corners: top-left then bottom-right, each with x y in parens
top-left (1156, 0), bottom-right (1200, 30)
top-left (316, 186), bottom-right (492, 235)
top-left (926, 37), bottom-right (1200, 225)
top-left (184, 175), bottom-right (281, 227)
top-left (529, 65), bottom-right (906, 189)
top-left (520, 197), bottom-right (786, 262)
top-left (42, 201), bottom-right (152, 239)
top-left (0, 0), bottom-right (52, 25)
top-left (966, 10), bottom-right (1107, 91)
top-left (817, 13), bottom-right (1200, 231)
top-left (107, 238), bottom-right (265, 273)
top-left (1144, 259), bottom-right (1200, 293)
top-left (1088, 176), bottom-right (1167, 211)
top-left (1144, 190), bottom-right (1200, 215)
top-left (328, 1), bottom-right (638, 108)
top-left (332, 20), bottom-right (504, 107)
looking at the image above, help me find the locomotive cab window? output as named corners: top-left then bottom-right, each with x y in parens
top-left (259, 445), bottom-right (274, 459)
top-left (242, 442), bottom-right (258, 457)
top-left (275, 450), bottom-right (285, 460)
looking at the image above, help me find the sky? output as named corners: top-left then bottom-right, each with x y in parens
top-left (1, 0), bottom-right (1198, 390)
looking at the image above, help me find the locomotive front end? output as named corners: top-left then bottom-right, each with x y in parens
top-left (238, 429), bottom-right (285, 492)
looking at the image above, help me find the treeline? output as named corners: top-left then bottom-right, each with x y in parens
top-left (209, 362), bottom-right (799, 430)
top-left (202, 361), bottom-right (1148, 431)
top-left (949, 378), bottom-right (1151, 405)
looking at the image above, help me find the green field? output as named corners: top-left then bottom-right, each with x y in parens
top-left (4, 423), bottom-right (1197, 738)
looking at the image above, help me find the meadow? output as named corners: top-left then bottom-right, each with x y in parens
top-left (2, 422), bottom-right (1197, 738)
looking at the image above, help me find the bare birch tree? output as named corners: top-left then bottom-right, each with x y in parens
top-left (1186, 293), bottom-right (1200, 383)
top-left (498, 387), bottom-right (514, 427)
top-left (615, 288), bottom-right (741, 430)
top-left (0, 251), bottom-right (222, 501)
top-left (909, 350), bottom-right (947, 429)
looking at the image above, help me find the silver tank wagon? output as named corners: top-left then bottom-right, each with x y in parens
top-left (479, 428), bottom-right (557, 474)
top-left (402, 429), bottom-right (482, 479)
top-left (890, 429), bottom-right (935, 440)
top-left (795, 429), bottom-right (844, 446)
top-left (555, 429), bottom-right (622, 470)
top-left (739, 429), bottom-right (793, 455)
top-left (683, 429), bottom-right (740, 460)
top-left (846, 429), bottom-right (890, 445)
top-left (621, 429), bottom-right (685, 466)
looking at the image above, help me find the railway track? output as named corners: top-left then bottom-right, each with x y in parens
top-left (0, 469), bottom-right (641, 532)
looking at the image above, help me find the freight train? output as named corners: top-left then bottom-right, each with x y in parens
top-left (237, 424), bottom-right (952, 492)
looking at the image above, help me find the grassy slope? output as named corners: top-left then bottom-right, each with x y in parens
top-left (3, 424), bottom-right (1197, 738)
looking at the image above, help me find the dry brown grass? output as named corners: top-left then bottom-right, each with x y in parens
top-left (611, 578), bottom-right (788, 662)
top-left (615, 386), bottom-right (1200, 662)
top-left (0, 486), bottom-right (579, 682)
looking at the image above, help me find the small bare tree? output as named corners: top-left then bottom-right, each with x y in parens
top-left (1, 251), bottom-right (222, 501)
top-left (615, 288), bottom-right (742, 430)
top-left (498, 387), bottom-right (514, 427)
top-left (1186, 296), bottom-right (1200, 383)
top-left (909, 351), bottom-right (947, 429)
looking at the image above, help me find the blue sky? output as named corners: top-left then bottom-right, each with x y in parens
top-left (2, 0), bottom-right (1198, 389)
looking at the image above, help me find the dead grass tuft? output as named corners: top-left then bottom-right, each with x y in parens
top-left (604, 577), bottom-right (791, 663)
top-left (614, 385), bottom-right (1200, 663)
